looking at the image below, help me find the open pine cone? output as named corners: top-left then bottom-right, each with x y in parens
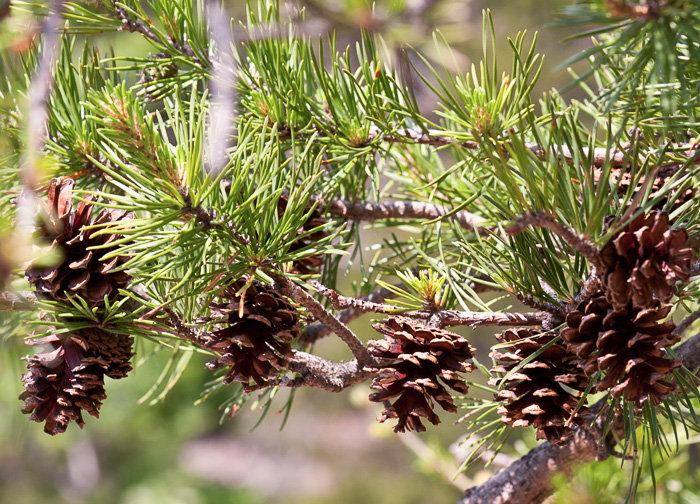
top-left (599, 211), bottom-right (693, 309)
top-left (367, 317), bottom-right (475, 433)
top-left (490, 328), bottom-right (589, 444)
top-left (19, 328), bottom-right (134, 435)
top-left (25, 178), bottom-right (132, 305)
top-left (561, 293), bottom-right (680, 405)
top-left (277, 194), bottom-right (330, 275)
top-left (199, 279), bottom-right (300, 387)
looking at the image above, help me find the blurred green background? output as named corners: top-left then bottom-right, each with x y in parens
top-left (0, 1), bottom-right (657, 503)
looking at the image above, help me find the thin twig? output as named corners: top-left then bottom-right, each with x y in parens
top-left (269, 273), bottom-right (374, 365)
top-left (327, 198), bottom-right (486, 233)
top-left (312, 281), bottom-right (547, 328)
top-left (691, 259), bottom-right (700, 277)
top-left (300, 283), bottom-right (402, 344)
top-left (513, 291), bottom-right (565, 317)
top-left (0, 291), bottom-right (39, 311)
top-left (507, 210), bottom-right (601, 270)
top-left (371, 127), bottom-right (700, 169)
top-left (675, 308), bottom-right (700, 338)
top-left (573, 275), bottom-right (602, 307)
top-left (113, 4), bottom-right (201, 64)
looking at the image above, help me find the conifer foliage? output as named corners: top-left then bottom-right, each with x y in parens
top-left (1, 0), bottom-right (700, 502)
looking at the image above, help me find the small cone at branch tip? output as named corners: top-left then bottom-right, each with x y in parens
top-left (366, 316), bottom-right (475, 433)
top-left (24, 178), bottom-right (133, 305)
top-left (198, 279), bottom-right (300, 389)
top-left (560, 292), bottom-right (680, 406)
top-left (19, 327), bottom-right (134, 435)
top-left (598, 211), bottom-right (693, 310)
top-left (490, 328), bottom-right (590, 445)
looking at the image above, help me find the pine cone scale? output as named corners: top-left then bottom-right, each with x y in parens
top-left (367, 317), bottom-right (475, 433)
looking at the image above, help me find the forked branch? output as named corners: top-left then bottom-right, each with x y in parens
top-left (269, 272), bottom-right (374, 366)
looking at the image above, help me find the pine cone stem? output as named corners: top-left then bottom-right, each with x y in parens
top-left (301, 283), bottom-right (404, 344)
top-left (270, 272), bottom-right (374, 366)
top-left (507, 210), bottom-right (602, 270)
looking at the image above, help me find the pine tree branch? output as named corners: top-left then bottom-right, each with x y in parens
top-left (327, 198), bottom-right (486, 232)
top-left (240, 351), bottom-right (375, 393)
top-left (675, 308), bottom-right (700, 338)
top-left (507, 210), bottom-right (602, 270)
top-left (269, 273), bottom-right (375, 366)
top-left (113, 4), bottom-right (202, 65)
top-left (312, 281), bottom-right (548, 327)
top-left (513, 291), bottom-right (566, 317)
top-left (300, 277), bottom-right (504, 344)
top-left (327, 125), bottom-right (697, 169)
top-left (300, 283), bottom-right (402, 344)
top-left (285, 350), bottom-right (375, 392)
top-left (0, 291), bottom-right (39, 311)
top-left (691, 259), bottom-right (700, 278)
top-left (457, 330), bottom-right (700, 504)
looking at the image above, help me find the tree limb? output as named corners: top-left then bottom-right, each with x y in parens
top-left (691, 259), bottom-right (700, 278)
top-left (327, 198), bottom-right (486, 233)
top-left (241, 350), bottom-right (375, 393)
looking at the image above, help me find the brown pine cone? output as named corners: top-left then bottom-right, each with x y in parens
top-left (25, 178), bottom-right (133, 305)
top-left (367, 317), bottom-right (475, 433)
top-left (19, 328), bottom-right (134, 435)
top-left (561, 293), bottom-right (680, 405)
top-left (277, 194), bottom-right (329, 275)
top-left (599, 211), bottom-right (693, 309)
top-left (490, 328), bottom-right (589, 444)
top-left (199, 279), bottom-right (300, 387)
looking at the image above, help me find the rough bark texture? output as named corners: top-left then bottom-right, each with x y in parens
top-left (327, 199), bottom-right (486, 232)
top-left (460, 426), bottom-right (599, 504)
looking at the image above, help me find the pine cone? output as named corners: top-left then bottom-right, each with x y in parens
top-left (25, 178), bottom-right (132, 305)
top-left (599, 211), bottom-right (693, 309)
top-left (18, 328), bottom-right (134, 435)
top-left (277, 194), bottom-right (329, 275)
top-left (561, 293), bottom-right (680, 405)
top-left (489, 328), bottom-right (589, 444)
top-left (199, 279), bottom-right (300, 387)
top-left (367, 317), bottom-right (475, 433)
